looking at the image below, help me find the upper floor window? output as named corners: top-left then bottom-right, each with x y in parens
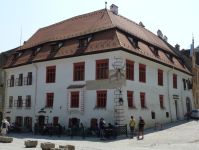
top-left (140, 92), bottom-right (146, 108)
top-left (32, 49), bottom-right (37, 56)
top-left (10, 75), bottom-right (14, 87)
top-left (51, 44), bottom-right (59, 52)
top-left (17, 96), bottom-right (22, 107)
top-left (46, 93), bottom-right (54, 107)
top-left (139, 64), bottom-right (146, 83)
top-left (165, 53), bottom-right (174, 63)
top-left (158, 69), bottom-right (163, 86)
top-left (24, 72), bottom-right (32, 85)
top-left (79, 37), bottom-right (92, 48)
top-left (96, 91), bottom-right (107, 108)
top-left (46, 66), bottom-right (56, 83)
top-left (71, 92), bottom-right (79, 108)
top-left (126, 60), bottom-right (134, 80)
top-left (18, 74), bottom-right (23, 86)
top-left (73, 62), bottom-right (85, 81)
top-left (173, 74), bottom-right (177, 89)
top-left (13, 54), bottom-right (18, 61)
top-left (9, 96), bottom-right (13, 107)
top-left (149, 46), bottom-right (159, 56)
top-left (159, 95), bottom-right (164, 108)
top-left (26, 95), bottom-right (31, 107)
top-left (96, 59), bottom-right (109, 80)
top-left (127, 91), bottom-right (134, 108)
top-left (128, 37), bottom-right (139, 49)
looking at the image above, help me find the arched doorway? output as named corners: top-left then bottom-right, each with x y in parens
top-left (39, 116), bottom-right (45, 126)
top-left (186, 97), bottom-right (191, 111)
top-left (0, 112), bottom-right (2, 126)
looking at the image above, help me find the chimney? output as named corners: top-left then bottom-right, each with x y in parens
top-left (139, 22), bottom-right (145, 28)
top-left (157, 30), bottom-right (163, 39)
top-left (163, 35), bottom-right (168, 42)
top-left (175, 44), bottom-right (180, 51)
top-left (110, 4), bottom-right (118, 15)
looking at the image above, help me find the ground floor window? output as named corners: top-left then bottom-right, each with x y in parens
top-left (68, 118), bottom-right (80, 128)
top-left (24, 117), bottom-right (32, 129)
top-left (15, 116), bottom-right (23, 127)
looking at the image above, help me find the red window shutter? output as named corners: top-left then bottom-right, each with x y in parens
top-left (73, 62), bottom-right (85, 81)
top-left (140, 92), bottom-right (145, 108)
top-left (46, 66), bottom-right (56, 83)
top-left (126, 60), bottom-right (134, 80)
top-left (139, 64), bottom-right (146, 83)
top-left (96, 59), bottom-right (109, 80)
top-left (159, 95), bottom-right (164, 108)
top-left (127, 91), bottom-right (134, 107)
top-left (173, 74), bottom-right (177, 89)
top-left (46, 93), bottom-right (54, 107)
top-left (96, 91), bottom-right (107, 108)
top-left (71, 92), bottom-right (79, 108)
top-left (158, 69), bottom-right (163, 86)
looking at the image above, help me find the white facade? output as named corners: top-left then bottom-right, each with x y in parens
top-left (4, 50), bottom-right (193, 130)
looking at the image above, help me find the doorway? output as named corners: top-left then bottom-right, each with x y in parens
top-left (175, 100), bottom-right (178, 120)
top-left (186, 97), bottom-right (191, 112)
top-left (39, 116), bottom-right (45, 126)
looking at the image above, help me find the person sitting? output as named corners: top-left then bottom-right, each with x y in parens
top-left (74, 123), bottom-right (79, 128)
top-left (115, 122), bottom-right (118, 127)
top-left (95, 123), bottom-right (100, 137)
top-left (108, 123), bottom-right (113, 129)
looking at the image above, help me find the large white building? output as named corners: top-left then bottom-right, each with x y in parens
top-left (3, 5), bottom-right (193, 130)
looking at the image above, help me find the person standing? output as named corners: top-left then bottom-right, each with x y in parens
top-left (1, 119), bottom-right (8, 137)
top-left (187, 111), bottom-right (191, 121)
top-left (129, 116), bottom-right (136, 138)
top-left (100, 118), bottom-right (106, 140)
top-left (6, 119), bottom-right (10, 134)
top-left (137, 116), bottom-right (145, 139)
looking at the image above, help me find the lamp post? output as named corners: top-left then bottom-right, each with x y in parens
top-left (118, 88), bottom-right (124, 105)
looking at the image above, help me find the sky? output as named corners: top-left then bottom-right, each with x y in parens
top-left (0, 0), bottom-right (198, 53)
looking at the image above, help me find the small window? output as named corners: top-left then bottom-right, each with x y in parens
top-left (166, 112), bottom-right (169, 118)
top-left (96, 59), bottom-right (109, 80)
top-left (28, 72), bottom-right (32, 85)
top-left (128, 37), bottom-right (139, 49)
top-left (159, 95), bottom-right (164, 108)
top-left (26, 95), bottom-right (31, 107)
top-left (140, 92), bottom-right (146, 108)
top-left (149, 46), bottom-right (159, 56)
top-left (173, 74), bottom-right (177, 89)
top-left (32, 49), bottom-right (37, 56)
top-left (139, 64), bottom-right (146, 83)
top-left (46, 93), bottom-right (54, 107)
top-left (79, 38), bottom-right (88, 48)
top-left (127, 91), bottom-right (134, 107)
top-left (10, 75), bottom-right (14, 87)
top-left (96, 91), bottom-right (107, 108)
top-left (13, 54), bottom-right (18, 61)
top-left (71, 92), bottom-right (79, 108)
top-left (158, 69), bottom-right (163, 86)
top-left (165, 53), bottom-right (173, 62)
top-left (126, 60), bottom-right (134, 80)
top-left (51, 44), bottom-right (59, 52)
top-left (73, 62), bottom-right (85, 81)
top-left (151, 112), bottom-right (155, 119)
top-left (9, 96), bottom-right (13, 107)
top-left (46, 66), bottom-right (56, 83)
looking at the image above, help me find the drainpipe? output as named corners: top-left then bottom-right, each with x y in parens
top-left (167, 67), bottom-right (174, 122)
top-left (32, 62), bottom-right (37, 129)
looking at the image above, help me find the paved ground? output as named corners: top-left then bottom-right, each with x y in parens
top-left (1, 120), bottom-right (199, 150)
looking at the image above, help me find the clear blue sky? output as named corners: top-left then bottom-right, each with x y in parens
top-left (0, 0), bottom-right (198, 53)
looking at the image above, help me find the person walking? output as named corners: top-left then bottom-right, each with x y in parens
top-left (1, 119), bottom-right (8, 137)
top-left (129, 116), bottom-right (136, 138)
top-left (137, 116), bottom-right (145, 139)
top-left (187, 111), bottom-right (191, 121)
top-left (99, 118), bottom-right (106, 140)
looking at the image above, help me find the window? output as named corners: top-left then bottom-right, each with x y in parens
top-left (127, 91), bottom-right (134, 107)
top-left (151, 112), bottom-right (155, 119)
top-left (159, 95), bottom-right (164, 108)
top-left (96, 91), bottom-right (107, 108)
top-left (46, 66), bottom-right (56, 83)
top-left (140, 92), bottom-right (146, 108)
top-left (18, 74), bottom-right (23, 86)
top-left (10, 75), bottom-right (14, 87)
top-left (126, 60), bottom-right (134, 80)
top-left (139, 64), bottom-right (146, 83)
top-left (96, 59), bottom-right (109, 80)
top-left (15, 116), bottom-right (23, 127)
top-left (26, 95), bottom-right (31, 107)
top-left (46, 93), bottom-right (54, 107)
top-left (17, 96), bottom-right (22, 107)
top-left (53, 117), bottom-right (59, 126)
top-left (79, 38), bottom-right (88, 48)
top-left (13, 54), bottom-right (18, 61)
top-left (128, 37), bottom-right (139, 49)
top-left (51, 44), bottom-right (59, 52)
top-left (32, 49), bottom-right (37, 56)
top-left (173, 74), bottom-right (177, 89)
top-left (165, 53), bottom-right (173, 62)
top-left (9, 96), bottom-right (13, 107)
top-left (149, 46), bottom-right (159, 56)
top-left (166, 112), bottom-right (169, 118)
top-left (158, 69), bottom-right (163, 86)
top-left (71, 92), bottom-right (79, 108)
top-left (25, 72), bottom-right (32, 85)
top-left (24, 117), bottom-right (32, 129)
top-left (73, 62), bottom-right (85, 81)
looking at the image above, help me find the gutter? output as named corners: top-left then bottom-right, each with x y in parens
top-left (167, 67), bottom-right (174, 122)
top-left (32, 62), bottom-right (37, 128)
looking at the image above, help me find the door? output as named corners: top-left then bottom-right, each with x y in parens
top-left (186, 97), bottom-right (191, 112)
top-left (39, 116), bottom-right (45, 126)
top-left (175, 100), bottom-right (178, 119)
top-left (0, 112), bottom-right (2, 126)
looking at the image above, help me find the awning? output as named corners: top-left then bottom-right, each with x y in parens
top-left (67, 84), bottom-right (86, 89)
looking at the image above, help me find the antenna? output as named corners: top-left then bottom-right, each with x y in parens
top-left (20, 26), bottom-right (22, 46)
top-left (105, 2), bottom-right (107, 9)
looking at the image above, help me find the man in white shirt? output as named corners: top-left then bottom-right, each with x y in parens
top-left (6, 120), bottom-right (10, 133)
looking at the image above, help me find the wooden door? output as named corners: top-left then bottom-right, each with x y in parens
top-left (39, 116), bottom-right (45, 126)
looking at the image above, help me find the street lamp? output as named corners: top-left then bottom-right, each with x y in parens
top-left (119, 97), bottom-right (124, 105)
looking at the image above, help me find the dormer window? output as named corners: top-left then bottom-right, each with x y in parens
top-left (13, 54), bottom-right (18, 61)
top-left (32, 49), bottom-right (37, 56)
top-left (165, 53), bottom-right (174, 63)
top-left (178, 59), bottom-right (185, 68)
top-left (78, 36), bottom-right (92, 48)
top-left (149, 46), bottom-right (159, 57)
top-left (128, 37), bottom-right (140, 49)
top-left (51, 44), bottom-right (59, 52)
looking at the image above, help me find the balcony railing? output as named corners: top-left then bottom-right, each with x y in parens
top-left (14, 99), bottom-right (31, 107)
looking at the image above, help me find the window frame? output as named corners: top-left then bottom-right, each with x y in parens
top-left (18, 74), bottom-right (23, 86)
top-left (159, 95), bottom-right (164, 108)
top-left (70, 92), bottom-right (80, 108)
top-left (10, 75), bottom-right (14, 87)
top-left (126, 60), bottom-right (134, 81)
top-left (173, 74), bottom-right (177, 89)
top-left (46, 93), bottom-right (54, 108)
top-left (158, 69), bottom-right (163, 86)
top-left (46, 66), bottom-right (56, 83)
top-left (73, 62), bottom-right (85, 81)
top-left (79, 38), bottom-right (88, 48)
top-left (9, 96), bottom-right (13, 107)
top-left (26, 95), bottom-right (31, 107)
top-left (140, 92), bottom-right (146, 108)
top-left (139, 64), bottom-right (146, 83)
top-left (32, 49), bottom-right (37, 56)
top-left (96, 90), bottom-right (107, 108)
top-left (127, 91), bottom-right (134, 108)
top-left (51, 44), bottom-right (59, 52)
top-left (96, 59), bottom-right (109, 80)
